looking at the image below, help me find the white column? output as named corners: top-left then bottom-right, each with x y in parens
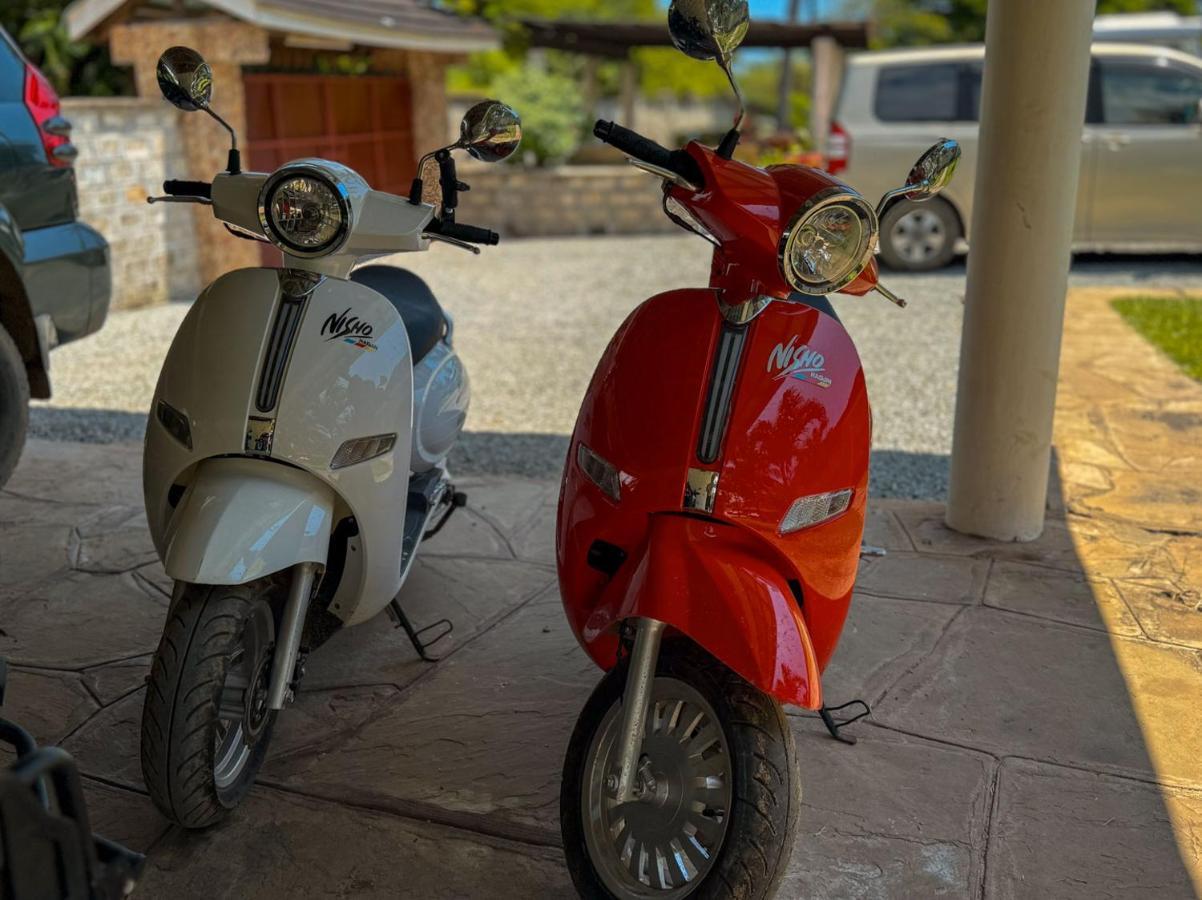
top-left (945, 0), bottom-right (1095, 541)
top-left (809, 35), bottom-right (844, 152)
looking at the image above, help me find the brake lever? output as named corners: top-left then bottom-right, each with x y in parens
top-left (424, 232), bottom-right (481, 255)
top-left (874, 283), bottom-right (907, 308)
top-left (146, 195), bottom-right (213, 206)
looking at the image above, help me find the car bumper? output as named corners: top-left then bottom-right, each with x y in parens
top-left (22, 220), bottom-right (111, 347)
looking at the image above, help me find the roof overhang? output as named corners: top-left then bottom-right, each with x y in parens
top-left (65, 0), bottom-right (499, 54)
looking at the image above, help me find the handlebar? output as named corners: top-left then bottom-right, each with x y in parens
top-left (593, 120), bottom-right (704, 190)
top-left (427, 219), bottom-right (500, 246)
top-left (163, 179), bottom-right (212, 199)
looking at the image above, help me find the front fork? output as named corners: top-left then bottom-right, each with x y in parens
top-left (613, 617), bottom-right (666, 803)
top-left (266, 561), bottom-right (318, 710)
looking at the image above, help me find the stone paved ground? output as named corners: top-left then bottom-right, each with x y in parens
top-left (2, 287), bottom-right (1201, 898)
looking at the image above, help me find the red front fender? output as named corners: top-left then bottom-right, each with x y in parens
top-left (578, 514), bottom-right (822, 710)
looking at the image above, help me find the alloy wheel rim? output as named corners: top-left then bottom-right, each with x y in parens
top-left (583, 677), bottom-right (732, 899)
top-left (213, 638), bottom-right (272, 791)
top-left (890, 208), bottom-right (947, 263)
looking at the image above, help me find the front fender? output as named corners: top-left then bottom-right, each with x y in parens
top-left (163, 458), bottom-right (334, 584)
top-left (581, 514), bottom-right (822, 709)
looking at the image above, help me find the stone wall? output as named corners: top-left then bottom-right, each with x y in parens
top-left (63, 98), bottom-right (202, 309)
top-left (456, 165), bottom-right (680, 238)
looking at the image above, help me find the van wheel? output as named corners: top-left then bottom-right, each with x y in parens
top-left (141, 581), bottom-right (281, 828)
top-left (0, 324), bottom-right (30, 489)
top-left (879, 198), bottom-right (960, 271)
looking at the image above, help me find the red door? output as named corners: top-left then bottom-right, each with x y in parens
top-left (244, 72), bottom-right (417, 193)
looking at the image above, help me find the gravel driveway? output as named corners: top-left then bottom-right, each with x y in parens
top-left (30, 235), bottom-right (1202, 498)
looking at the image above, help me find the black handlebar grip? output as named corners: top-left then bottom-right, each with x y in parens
top-left (593, 120), bottom-right (674, 171)
top-left (163, 179), bottom-right (212, 199)
top-left (593, 120), bottom-right (704, 190)
top-left (436, 221), bottom-right (500, 246)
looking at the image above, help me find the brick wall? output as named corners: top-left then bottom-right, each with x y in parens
top-left (457, 165), bottom-right (680, 238)
top-left (63, 98), bottom-right (202, 309)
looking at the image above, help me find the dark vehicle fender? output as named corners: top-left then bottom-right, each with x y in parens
top-left (0, 204), bottom-right (47, 398)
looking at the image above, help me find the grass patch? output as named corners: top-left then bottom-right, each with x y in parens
top-left (1111, 296), bottom-right (1202, 382)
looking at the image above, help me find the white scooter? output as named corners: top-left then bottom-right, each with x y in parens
top-left (137, 47), bottom-right (521, 828)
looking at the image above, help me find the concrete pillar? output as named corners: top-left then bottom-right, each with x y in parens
top-left (945, 0), bottom-right (1095, 541)
top-left (111, 18), bottom-right (269, 284)
top-left (809, 35), bottom-right (844, 152)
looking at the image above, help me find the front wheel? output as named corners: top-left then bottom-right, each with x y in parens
top-left (141, 581), bottom-right (281, 828)
top-left (561, 643), bottom-right (800, 900)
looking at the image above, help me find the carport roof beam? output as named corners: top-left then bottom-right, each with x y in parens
top-left (521, 19), bottom-right (871, 59)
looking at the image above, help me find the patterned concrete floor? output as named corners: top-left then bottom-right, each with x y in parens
top-left (2, 290), bottom-right (1201, 898)
top-left (1, 441), bottom-right (1198, 898)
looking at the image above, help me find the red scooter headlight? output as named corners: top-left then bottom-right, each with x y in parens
top-left (778, 190), bottom-right (877, 296)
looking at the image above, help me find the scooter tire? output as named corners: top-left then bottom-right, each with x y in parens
top-left (561, 641), bottom-right (801, 900)
top-left (140, 581), bottom-right (280, 829)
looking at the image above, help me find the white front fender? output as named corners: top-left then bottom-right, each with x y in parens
top-left (163, 458), bottom-right (334, 585)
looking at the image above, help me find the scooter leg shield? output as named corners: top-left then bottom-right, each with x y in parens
top-left (162, 458), bottom-right (335, 585)
top-left (591, 514), bottom-right (822, 710)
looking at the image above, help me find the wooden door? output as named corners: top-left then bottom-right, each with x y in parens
top-left (244, 72), bottom-right (417, 195)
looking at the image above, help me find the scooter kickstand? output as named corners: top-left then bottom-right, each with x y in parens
top-left (818, 699), bottom-right (872, 745)
top-left (387, 599), bottom-right (453, 663)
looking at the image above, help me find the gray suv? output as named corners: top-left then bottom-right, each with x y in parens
top-left (0, 27), bottom-right (110, 486)
top-left (827, 42), bottom-right (1202, 270)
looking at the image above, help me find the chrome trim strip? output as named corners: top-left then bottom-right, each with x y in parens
top-left (697, 324), bottom-right (747, 464)
top-left (718, 294), bottom-right (772, 325)
top-left (683, 468), bottom-right (720, 513)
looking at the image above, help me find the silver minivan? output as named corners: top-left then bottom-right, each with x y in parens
top-left (828, 42), bottom-right (1202, 270)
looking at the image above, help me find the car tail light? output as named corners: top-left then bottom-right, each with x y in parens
top-left (826, 120), bottom-right (850, 176)
top-left (24, 63), bottom-right (75, 167)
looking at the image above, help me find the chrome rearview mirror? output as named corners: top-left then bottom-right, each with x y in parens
top-left (875, 138), bottom-right (961, 217)
top-left (156, 46), bottom-right (212, 112)
top-left (455, 100), bottom-right (522, 163)
top-left (668, 0), bottom-right (750, 130)
top-left (155, 45), bottom-right (241, 172)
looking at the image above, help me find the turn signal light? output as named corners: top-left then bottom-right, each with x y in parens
top-left (779, 489), bottom-right (853, 534)
top-left (577, 443), bottom-right (621, 502)
top-left (331, 433), bottom-right (396, 469)
top-left (155, 400), bottom-right (192, 450)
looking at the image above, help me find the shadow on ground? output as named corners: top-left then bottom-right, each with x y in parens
top-left (26, 414), bottom-right (950, 500)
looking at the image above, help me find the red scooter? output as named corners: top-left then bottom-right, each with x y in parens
top-left (556, 2), bottom-right (960, 897)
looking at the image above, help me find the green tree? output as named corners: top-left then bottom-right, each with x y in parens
top-left (0, 1), bottom-right (130, 96)
top-left (847, 0), bottom-right (1198, 47)
top-left (491, 65), bottom-right (588, 164)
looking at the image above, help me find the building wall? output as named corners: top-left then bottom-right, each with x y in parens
top-left (63, 98), bottom-right (202, 309)
top-left (456, 165), bottom-right (680, 238)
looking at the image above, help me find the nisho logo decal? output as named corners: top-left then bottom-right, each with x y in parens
top-left (321, 308), bottom-right (377, 352)
top-left (768, 335), bottom-right (832, 389)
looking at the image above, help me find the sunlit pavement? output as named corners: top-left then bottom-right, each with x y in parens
top-left (2, 287), bottom-right (1200, 897)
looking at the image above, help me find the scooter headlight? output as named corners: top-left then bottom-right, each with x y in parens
top-left (259, 169), bottom-right (350, 257)
top-left (779, 192), bottom-right (877, 296)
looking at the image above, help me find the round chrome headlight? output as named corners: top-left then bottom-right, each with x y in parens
top-left (258, 170), bottom-right (350, 257)
top-left (779, 192), bottom-right (877, 295)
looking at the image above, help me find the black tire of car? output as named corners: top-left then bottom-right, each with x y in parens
top-left (878, 197), bottom-right (961, 272)
top-left (0, 324), bottom-right (29, 490)
top-left (141, 581), bottom-right (280, 829)
top-left (561, 641), bottom-right (801, 900)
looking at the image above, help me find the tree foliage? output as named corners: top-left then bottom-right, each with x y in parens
top-left (491, 65), bottom-right (588, 165)
top-left (853, 0), bottom-right (1198, 47)
top-left (0, 0), bottom-right (131, 96)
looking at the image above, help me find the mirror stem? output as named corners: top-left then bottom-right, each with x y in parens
top-left (721, 61), bottom-right (746, 133)
top-left (200, 103), bottom-right (241, 173)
